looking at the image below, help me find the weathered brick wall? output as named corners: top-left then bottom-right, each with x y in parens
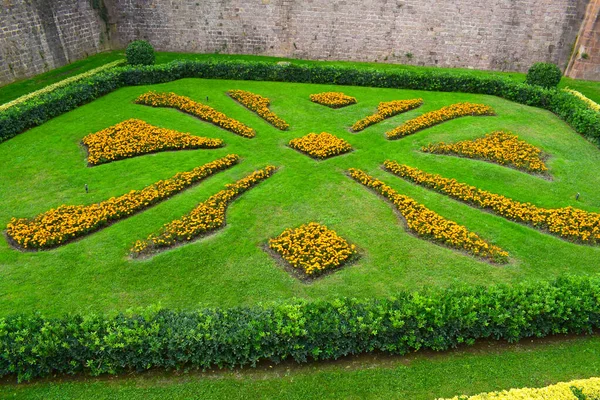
top-left (109, 0), bottom-right (589, 73)
top-left (1, 0), bottom-right (598, 86)
top-left (0, 0), bottom-right (109, 85)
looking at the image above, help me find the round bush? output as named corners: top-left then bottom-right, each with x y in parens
top-left (526, 62), bottom-right (562, 88)
top-left (125, 40), bottom-right (155, 66)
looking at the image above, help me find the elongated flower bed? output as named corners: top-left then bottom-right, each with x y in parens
top-left (351, 99), bottom-right (423, 132)
top-left (386, 102), bottom-right (495, 139)
top-left (135, 92), bottom-right (255, 138)
top-left (385, 161), bottom-right (600, 244)
top-left (82, 119), bottom-right (223, 165)
top-left (227, 89), bottom-right (289, 130)
top-left (422, 131), bottom-right (548, 174)
top-left (289, 132), bottom-right (353, 159)
top-left (131, 165), bottom-right (276, 257)
top-left (440, 376), bottom-right (600, 400)
top-left (349, 168), bottom-right (509, 263)
top-left (269, 222), bottom-right (357, 277)
top-left (310, 92), bottom-right (357, 108)
top-left (6, 155), bottom-right (239, 250)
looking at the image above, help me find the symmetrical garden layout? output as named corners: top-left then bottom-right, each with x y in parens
top-left (1, 78), bottom-right (600, 316)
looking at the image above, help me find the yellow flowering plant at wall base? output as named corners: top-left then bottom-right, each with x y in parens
top-left (349, 168), bottom-right (509, 263)
top-left (227, 89), bottom-right (289, 130)
top-left (135, 92), bottom-right (256, 138)
top-left (288, 132), bottom-right (353, 159)
top-left (310, 92), bottom-right (357, 108)
top-left (131, 165), bottom-right (276, 257)
top-left (386, 102), bottom-right (496, 139)
top-left (82, 119), bottom-right (223, 165)
top-left (422, 131), bottom-right (548, 174)
top-left (439, 376), bottom-right (600, 399)
top-left (269, 222), bottom-right (358, 277)
top-left (6, 155), bottom-right (240, 250)
top-left (385, 161), bottom-right (600, 245)
top-left (351, 98), bottom-right (423, 132)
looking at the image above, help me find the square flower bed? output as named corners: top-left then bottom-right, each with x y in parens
top-left (269, 222), bottom-right (357, 277)
top-left (288, 132), bottom-right (353, 159)
top-left (310, 92), bottom-right (357, 108)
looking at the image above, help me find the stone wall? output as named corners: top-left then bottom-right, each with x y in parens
top-left (0, 0), bottom-right (109, 85)
top-left (1, 0), bottom-right (599, 86)
top-left (566, 0), bottom-right (600, 81)
top-left (109, 0), bottom-right (589, 73)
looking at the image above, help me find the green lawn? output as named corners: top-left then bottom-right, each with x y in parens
top-left (1, 78), bottom-right (599, 317)
top-left (4, 334), bottom-right (600, 399)
top-left (2, 55), bottom-right (600, 398)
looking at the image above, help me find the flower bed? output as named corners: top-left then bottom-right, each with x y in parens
top-left (227, 89), bottom-right (289, 130)
top-left (269, 222), bottom-right (357, 277)
top-left (131, 165), bottom-right (276, 257)
top-left (6, 155), bottom-right (239, 250)
top-left (288, 132), bottom-right (353, 159)
top-left (439, 377), bottom-right (600, 400)
top-left (351, 99), bottom-right (423, 132)
top-left (135, 92), bottom-right (255, 138)
top-left (310, 92), bottom-right (357, 108)
top-left (421, 130), bottom-right (548, 174)
top-left (349, 168), bottom-right (509, 263)
top-left (386, 102), bottom-right (496, 139)
top-left (82, 119), bottom-right (223, 165)
top-left (385, 161), bottom-right (600, 244)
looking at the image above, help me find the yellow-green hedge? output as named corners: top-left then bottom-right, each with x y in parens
top-left (0, 60), bottom-right (125, 111)
top-left (440, 377), bottom-right (600, 399)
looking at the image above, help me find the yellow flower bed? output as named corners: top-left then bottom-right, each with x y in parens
top-left (82, 119), bottom-right (223, 165)
top-left (6, 155), bottom-right (239, 250)
top-left (385, 161), bottom-right (600, 244)
top-left (351, 99), bottom-right (423, 132)
top-left (135, 92), bottom-right (255, 138)
top-left (310, 92), bottom-right (357, 108)
top-left (349, 168), bottom-right (509, 263)
top-left (439, 376), bottom-right (600, 399)
top-left (386, 102), bottom-right (496, 139)
top-left (132, 165), bottom-right (276, 257)
top-left (563, 88), bottom-right (600, 112)
top-left (269, 222), bottom-right (357, 276)
top-left (227, 89), bottom-right (289, 130)
top-left (422, 131), bottom-right (548, 173)
top-left (289, 132), bottom-right (353, 159)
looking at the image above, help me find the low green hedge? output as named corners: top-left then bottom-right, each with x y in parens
top-left (1, 60), bottom-right (599, 145)
top-left (2, 276), bottom-right (600, 382)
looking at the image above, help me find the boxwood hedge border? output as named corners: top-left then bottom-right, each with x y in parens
top-left (2, 276), bottom-right (600, 382)
top-left (1, 59), bottom-right (599, 145)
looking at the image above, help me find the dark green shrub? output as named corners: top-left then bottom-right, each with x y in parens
top-left (526, 62), bottom-right (562, 88)
top-left (125, 40), bottom-right (155, 66)
top-left (1, 276), bottom-right (600, 382)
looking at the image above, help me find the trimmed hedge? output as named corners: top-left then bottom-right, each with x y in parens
top-left (1, 60), bottom-right (599, 146)
top-left (2, 276), bottom-right (600, 382)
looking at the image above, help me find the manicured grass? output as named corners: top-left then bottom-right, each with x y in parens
top-left (1, 78), bottom-right (599, 317)
top-left (4, 334), bottom-right (600, 399)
